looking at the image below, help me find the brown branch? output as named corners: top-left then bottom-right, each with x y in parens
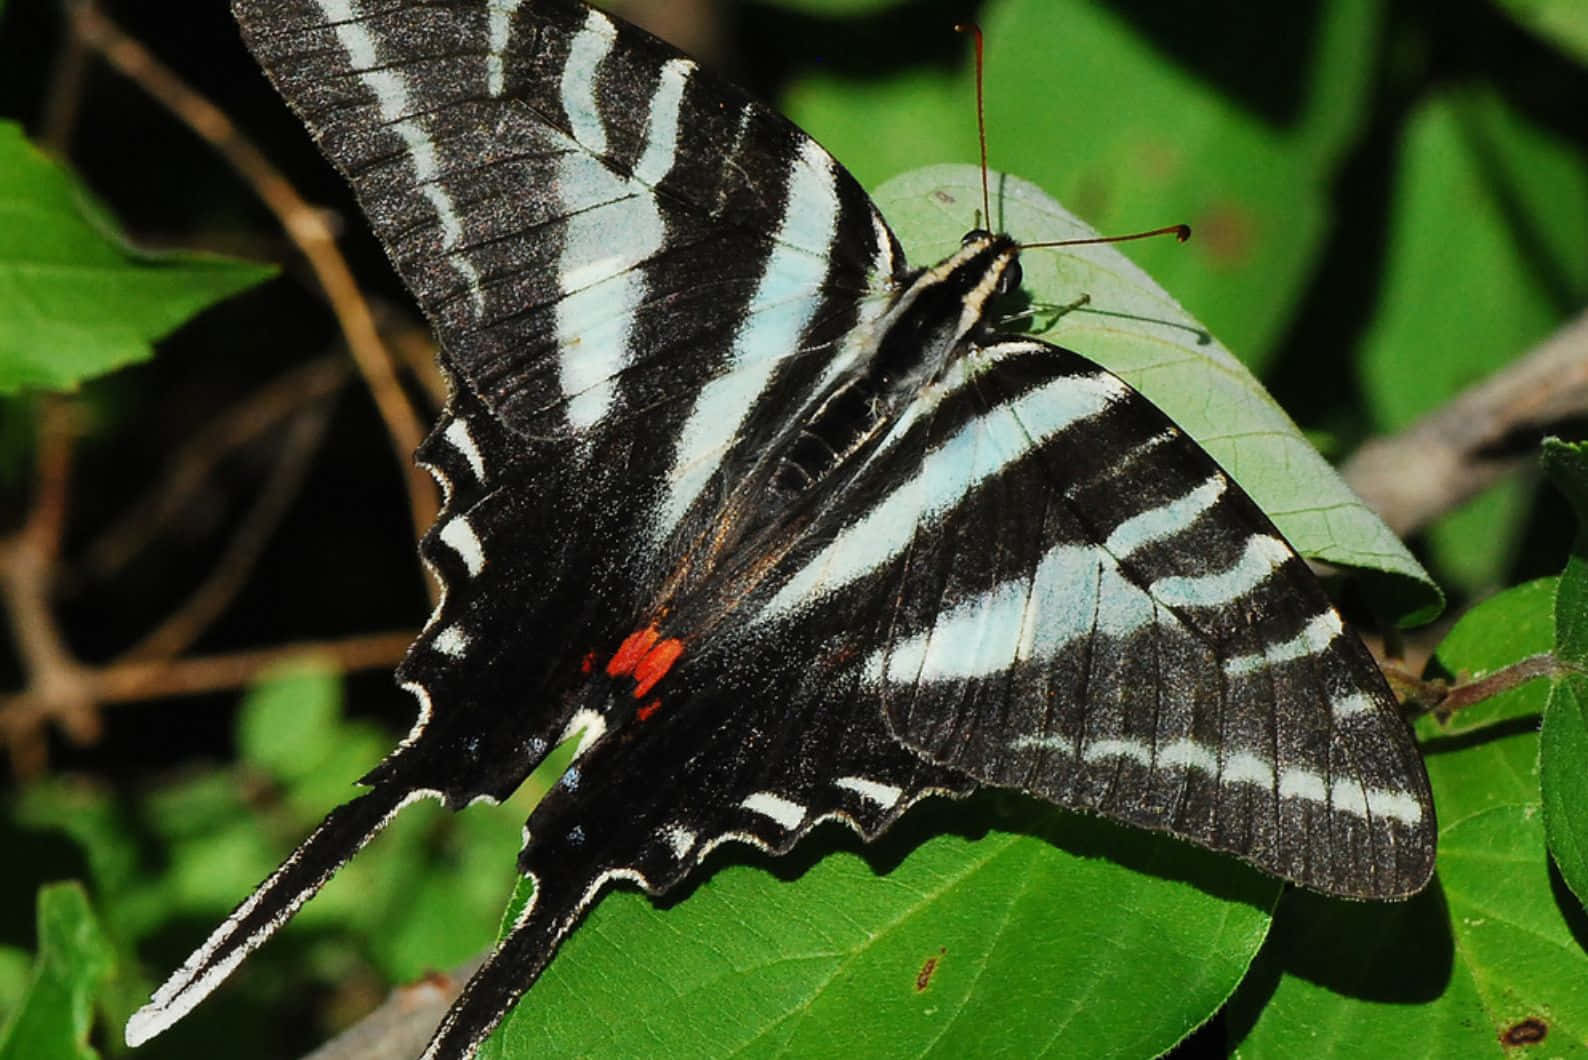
top-left (1, 364), bottom-right (354, 773)
top-left (67, 2), bottom-right (438, 552)
top-left (122, 400), bottom-right (336, 663)
top-left (21, 397), bottom-right (76, 566)
top-left (1389, 652), bottom-right (1579, 722)
top-left (39, 13), bottom-right (90, 153)
top-left (301, 957), bottom-right (483, 1060)
top-left (0, 400), bottom-right (91, 775)
top-left (0, 629), bottom-right (409, 773)
top-left (1342, 308), bottom-right (1588, 537)
top-left (0, 632), bottom-right (412, 722)
top-left (75, 356), bottom-right (349, 586)
top-left (0, 538), bottom-right (96, 776)
top-left (622, 0), bottom-right (724, 67)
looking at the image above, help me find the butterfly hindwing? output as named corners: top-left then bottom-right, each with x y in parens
top-left (735, 338), bottom-right (1435, 897)
top-left (422, 649), bottom-right (972, 1057)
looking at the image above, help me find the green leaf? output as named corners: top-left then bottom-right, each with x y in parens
top-left (1235, 802), bottom-right (1588, 1057)
top-left (1492, 0), bottom-right (1588, 65)
top-left (1541, 440), bottom-right (1588, 908)
top-left (1542, 678), bottom-right (1588, 910)
top-left (1229, 885), bottom-right (1494, 1058)
top-left (0, 883), bottom-right (114, 1060)
top-left (0, 122), bottom-right (274, 394)
top-left (236, 664), bottom-right (345, 788)
top-left (485, 804), bottom-right (1276, 1059)
top-left (787, 0), bottom-right (1384, 363)
top-left (874, 164), bottom-right (1440, 625)
top-left (1439, 805), bottom-right (1588, 1051)
top-left (1357, 93), bottom-right (1588, 593)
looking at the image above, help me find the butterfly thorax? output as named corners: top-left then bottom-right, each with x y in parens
top-left (771, 231), bottom-right (1020, 495)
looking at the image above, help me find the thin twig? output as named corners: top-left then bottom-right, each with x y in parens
top-left (0, 400), bottom-right (92, 775)
top-left (0, 627), bottom-right (408, 775)
top-left (0, 538), bottom-right (96, 776)
top-left (39, 15), bottom-right (90, 154)
top-left (21, 398), bottom-right (76, 566)
top-left (74, 356), bottom-right (350, 586)
top-left (1342, 308), bottom-right (1588, 537)
top-left (122, 400), bottom-right (336, 662)
top-left (67, 1), bottom-right (438, 551)
top-left (1389, 652), bottom-right (1580, 721)
top-left (0, 632), bottom-right (412, 720)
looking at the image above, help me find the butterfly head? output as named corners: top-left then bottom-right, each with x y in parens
top-left (960, 228), bottom-right (1023, 297)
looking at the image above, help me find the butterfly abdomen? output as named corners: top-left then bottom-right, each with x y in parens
top-left (772, 377), bottom-right (884, 493)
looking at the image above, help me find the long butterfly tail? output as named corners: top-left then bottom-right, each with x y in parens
top-left (419, 867), bottom-right (604, 1060)
top-left (125, 783), bottom-right (433, 1047)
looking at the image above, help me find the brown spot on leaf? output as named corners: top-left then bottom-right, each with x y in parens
top-left (1193, 202), bottom-right (1258, 268)
top-left (1501, 1017), bottom-right (1547, 1046)
top-left (915, 947), bottom-right (946, 992)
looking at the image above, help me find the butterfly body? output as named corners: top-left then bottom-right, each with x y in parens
top-left (126, 2), bottom-right (1435, 1057)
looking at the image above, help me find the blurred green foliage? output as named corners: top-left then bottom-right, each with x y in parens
top-left (1, 0), bottom-right (1586, 1056)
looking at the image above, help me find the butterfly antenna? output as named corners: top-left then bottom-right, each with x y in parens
top-left (955, 22), bottom-right (992, 230)
top-left (1023, 223), bottom-right (1193, 250)
top-left (125, 783), bottom-right (426, 1047)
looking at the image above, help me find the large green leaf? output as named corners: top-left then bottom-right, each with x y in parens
top-left (1232, 799), bottom-right (1588, 1058)
top-left (0, 122), bottom-right (274, 394)
top-left (875, 164), bottom-right (1439, 625)
top-left (485, 801), bottom-right (1276, 1059)
top-left (0, 884), bottom-right (114, 1060)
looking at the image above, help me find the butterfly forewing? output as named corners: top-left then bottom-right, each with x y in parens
top-left (234, 0), bottom-right (906, 792)
top-left (128, 0), bottom-right (1435, 1056)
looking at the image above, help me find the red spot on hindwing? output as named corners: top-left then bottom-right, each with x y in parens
top-left (606, 628), bottom-right (659, 678)
top-left (605, 627), bottom-right (685, 702)
top-left (631, 638), bottom-right (683, 697)
top-left (636, 699), bottom-right (661, 722)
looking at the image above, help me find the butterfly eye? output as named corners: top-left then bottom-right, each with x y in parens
top-left (997, 258), bottom-right (1023, 295)
top-left (961, 228), bottom-right (992, 246)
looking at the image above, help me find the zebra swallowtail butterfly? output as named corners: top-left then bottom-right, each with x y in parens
top-left (127, 1), bottom-right (1436, 1055)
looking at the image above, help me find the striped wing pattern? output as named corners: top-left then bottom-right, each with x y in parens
top-left (228, 0), bottom-right (901, 801)
top-left (126, 0), bottom-right (1436, 1056)
top-left (736, 340), bottom-right (1432, 898)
